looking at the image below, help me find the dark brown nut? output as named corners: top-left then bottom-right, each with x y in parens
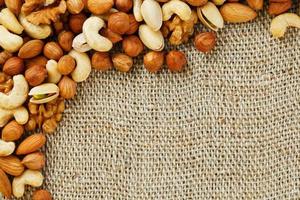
top-left (57, 55), bottom-right (76, 75)
top-left (69, 13), bottom-right (87, 33)
top-left (194, 32), bottom-right (216, 53)
top-left (108, 12), bottom-right (130, 35)
top-left (268, 0), bottom-right (292, 15)
top-left (58, 31), bottom-right (74, 52)
top-left (43, 42), bottom-right (64, 60)
top-left (115, 0), bottom-right (133, 12)
top-left (25, 56), bottom-right (48, 69)
top-left (112, 53), bottom-right (133, 72)
top-left (143, 51), bottom-right (164, 73)
top-left (91, 52), bottom-right (113, 71)
top-left (122, 35), bottom-right (144, 57)
top-left (166, 50), bottom-right (187, 72)
top-left (100, 28), bottom-right (123, 43)
top-left (53, 21), bottom-right (64, 34)
top-left (3, 57), bottom-right (24, 76)
top-left (87, 0), bottom-right (114, 14)
top-left (126, 14), bottom-right (139, 35)
top-left (25, 65), bottom-right (47, 86)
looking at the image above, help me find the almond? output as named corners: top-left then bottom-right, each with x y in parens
top-left (0, 168), bottom-right (11, 198)
top-left (32, 189), bottom-right (53, 200)
top-left (3, 57), bottom-right (24, 76)
top-left (16, 133), bottom-right (46, 155)
top-left (220, 3), bottom-right (257, 23)
top-left (246, 0), bottom-right (263, 10)
top-left (268, 0), bottom-right (291, 15)
top-left (18, 40), bottom-right (44, 59)
top-left (1, 120), bottom-right (24, 141)
top-left (22, 152), bottom-right (45, 170)
top-left (43, 42), bottom-right (64, 61)
top-left (0, 156), bottom-right (24, 176)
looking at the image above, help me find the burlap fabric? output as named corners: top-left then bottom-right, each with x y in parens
top-left (16, 5), bottom-right (300, 200)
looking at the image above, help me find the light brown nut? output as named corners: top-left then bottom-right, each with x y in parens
top-left (122, 35), bottom-right (144, 57)
top-left (4, 0), bottom-right (21, 15)
top-left (87, 0), bottom-right (114, 15)
top-left (126, 14), bottom-right (139, 35)
top-left (43, 42), bottom-right (63, 61)
top-left (18, 40), bottom-right (44, 59)
top-left (185, 0), bottom-right (207, 7)
top-left (143, 51), bottom-right (164, 73)
top-left (100, 28), bottom-right (123, 44)
top-left (246, 0), bottom-right (263, 10)
top-left (42, 118), bottom-right (57, 133)
top-left (3, 57), bottom-right (24, 76)
top-left (112, 53), bottom-right (133, 72)
top-left (16, 133), bottom-right (46, 155)
top-left (194, 32), bottom-right (216, 53)
top-left (0, 155), bottom-right (24, 176)
top-left (166, 50), bottom-right (186, 72)
top-left (69, 13), bottom-right (87, 33)
top-left (0, 168), bottom-right (11, 198)
top-left (58, 76), bottom-right (77, 99)
top-left (1, 120), bottom-right (24, 141)
top-left (25, 56), bottom-right (48, 69)
top-left (67, 0), bottom-right (84, 14)
top-left (58, 31), bottom-right (74, 52)
top-left (32, 189), bottom-right (52, 200)
top-left (22, 152), bottom-right (45, 170)
top-left (25, 65), bottom-right (47, 86)
top-left (268, 0), bottom-right (291, 15)
top-left (0, 51), bottom-right (12, 65)
top-left (57, 55), bottom-right (76, 75)
top-left (108, 12), bottom-right (130, 35)
top-left (91, 52), bottom-right (113, 71)
top-left (116, 0), bottom-right (133, 12)
top-left (220, 3), bottom-right (257, 23)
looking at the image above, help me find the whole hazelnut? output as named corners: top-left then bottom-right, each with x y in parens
top-left (69, 13), bottom-right (87, 33)
top-left (115, 0), bottom-right (133, 12)
top-left (57, 55), bottom-right (76, 75)
top-left (194, 32), bottom-right (216, 53)
top-left (58, 76), bottom-right (77, 99)
top-left (100, 28), bottom-right (123, 44)
top-left (58, 31), bottom-right (74, 52)
top-left (25, 65), bottom-right (47, 86)
top-left (185, 0), bottom-right (207, 6)
top-left (166, 50), bottom-right (187, 72)
top-left (43, 42), bottom-right (64, 60)
top-left (112, 53), bottom-right (133, 72)
top-left (126, 14), bottom-right (139, 35)
top-left (122, 35), bottom-right (144, 57)
top-left (67, 0), bottom-right (84, 14)
top-left (108, 12), bottom-right (130, 35)
top-left (32, 189), bottom-right (52, 200)
top-left (53, 21), bottom-right (64, 34)
top-left (3, 57), bottom-right (24, 75)
top-left (92, 52), bottom-right (113, 71)
top-left (25, 56), bottom-right (48, 69)
top-left (87, 0), bottom-right (114, 14)
top-left (143, 51), bottom-right (164, 73)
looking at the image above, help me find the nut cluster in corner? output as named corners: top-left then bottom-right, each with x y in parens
top-left (0, 0), bottom-right (299, 198)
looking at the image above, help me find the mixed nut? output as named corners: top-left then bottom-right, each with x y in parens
top-left (0, 0), bottom-right (299, 198)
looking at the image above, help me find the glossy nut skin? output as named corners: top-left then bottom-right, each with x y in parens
top-left (143, 51), bottom-right (164, 73)
top-left (166, 50), bottom-right (187, 72)
top-left (69, 13), bottom-right (87, 33)
top-left (108, 12), bottom-right (130, 35)
top-left (43, 42), bottom-right (63, 61)
top-left (122, 35), bottom-right (144, 57)
top-left (58, 31), bottom-right (74, 52)
top-left (112, 53), bottom-right (133, 72)
top-left (115, 0), bottom-right (133, 12)
top-left (91, 52), bottom-right (113, 71)
top-left (194, 32), bottom-right (216, 53)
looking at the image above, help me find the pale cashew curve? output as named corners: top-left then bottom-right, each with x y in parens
top-left (69, 50), bottom-right (92, 82)
top-left (0, 25), bottom-right (23, 53)
top-left (133, 0), bottom-right (143, 22)
top-left (270, 13), bottom-right (300, 38)
top-left (0, 106), bottom-right (29, 127)
top-left (0, 75), bottom-right (28, 110)
top-left (0, 139), bottom-right (15, 156)
top-left (46, 60), bottom-right (62, 84)
top-left (0, 8), bottom-right (24, 34)
top-left (72, 33), bottom-right (92, 52)
top-left (162, 0), bottom-right (192, 21)
top-left (83, 16), bottom-right (113, 52)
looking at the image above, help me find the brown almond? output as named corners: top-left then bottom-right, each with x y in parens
top-left (18, 40), bottom-right (44, 59)
top-left (268, 0), bottom-right (291, 15)
top-left (22, 152), bottom-right (45, 170)
top-left (16, 133), bottom-right (46, 155)
top-left (220, 3), bottom-right (257, 23)
top-left (43, 42), bottom-right (64, 61)
top-left (57, 55), bottom-right (76, 75)
top-left (58, 31), bottom-right (74, 52)
top-left (3, 57), bottom-right (24, 76)
top-left (0, 156), bottom-right (24, 176)
top-left (2, 120), bottom-right (24, 141)
top-left (0, 168), bottom-right (11, 198)
top-left (246, 0), bottom-right (263, 10)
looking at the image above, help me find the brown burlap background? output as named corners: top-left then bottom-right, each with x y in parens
top-left (16, 5), bottom-right (300, 200)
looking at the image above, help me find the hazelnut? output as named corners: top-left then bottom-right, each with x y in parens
top-left (122, 35), bottom-right (144, 57)
top-left (3, 57), bottom-right (24, 76)
top-left (32, 189), bottom-right (52, 200)
top-left (2, 120), bottom-right (24, 141)
top-left (57, 55), bottom-right (76, 75)
top-left (43, 42), bottom-right (64, 60)
top-left (100, 28), bottom-right (123, 43)
top-left (25, 56), bottom-right (48, 69)
top-left (166, 50), bottom-right (187, 72)
top-left (126, 14), bottom-right (139, 35)
top-left (185, 0), bottom-right (207, 6)
top-left (112, 53), bottom-right (133, 72)
top-left (58, 31), bottom-right (74, 52)
top-left (143, 51), bottom-right (164, 73)
top-left (108, 12), bottom-right (130, 35)
top-left (87, 0), bottom-right (114, 14)
top-left (58, 76), bottom-right (77, 99)
top-left (53, 21), bottom-right (64, 34)
top-left (25, 65), bottom-right (47, 86)
top-left (91, 52), bottom-right (113, 71)
top-left (115, 0), bottom-right (133, 12)
top-left (67, 0), bottom-right (84, 14)
top-left (194, 32), bottom-right (216, 53)
top-left (69, 13), bottom-right (87, 33)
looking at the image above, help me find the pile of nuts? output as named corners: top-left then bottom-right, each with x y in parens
top-left (0, 0), bottom-right (299, 198)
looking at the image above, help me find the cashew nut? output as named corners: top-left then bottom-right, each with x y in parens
top-left (133, 0), bottom-right (143, 22)
top-left (83, 16), bottom-right (113, 52)
top-left (141, 0), bottom-right (163, 31)
top-left (0, 8), bottom-right (24, 34)
top-left (69, 50), bottom-right (92, 82)
top-left (19, 13), bottom-right (52, 39)
top-left (162, 0), bottom-right (192, 21)
top-left (46, 60), bottom-right (62, 84)
top-left (12, 170), bottom-right (43, 198)
top-left (0, 139), bottom-right (15, 156)
top-left (270, 13), bottom-right (300, 38)
top-left (0, 106), bottom-right (29, 127)
top-left (138, 24), bottom-right (164, 51)
top-left (72, 33), bottom-right (92, 52)
top-left (0, 75), bottom-right (28, 110)
top-left (0, 25), bottom-right (23, 53)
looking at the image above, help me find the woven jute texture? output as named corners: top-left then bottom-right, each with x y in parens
top-left (18, 6), bottom-right (300, 200)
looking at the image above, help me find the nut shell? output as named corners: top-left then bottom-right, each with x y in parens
top-left (1, 120), bottom-right (24, 141)
top-left (166, 50), bottom-right (187, 72)
top-left (18, 40), bottom-right (44, 59)
top-left (25, 65), bottom-right (47, 86)
top-left (3, 57), bottom-right (24, 76)
top-left (43, 42), bottom-right (63, 61)
top-left (58, 76), bottom-right (77, 99)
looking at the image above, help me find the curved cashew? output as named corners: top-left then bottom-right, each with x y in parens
top-left (83, 16), bottom-right (113, 52)
top-left (72, 33), bottom-right (92, 52)
top-left (162, 0), bottom-right (192, 21)
top-left (0, 139), bottom-right (15, 156)
top-left (270, 13), bottom-right (300, 38)
top-left (0, 25), bottom-right (23, 53)
top-left (46, 60), bottom-right (62, 84)
top-left (141, 0), bottom-right (163, 31)
top-left (133, 0), bottom-right (143, 22)
top-left (0, 8), bottom-right (24, 34)
top-left (19, 13), bottom-right (52, 39)
top-left (0, 106), bottom-right (29, 127)
top-left (138, 24), bottom-right (164, 51)
top-left (12, 170), bottom-right (43, 198)
top-left (0, 75), bottom-right (28, 110)
top-left (69, 50), bottom-right (92, 82)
